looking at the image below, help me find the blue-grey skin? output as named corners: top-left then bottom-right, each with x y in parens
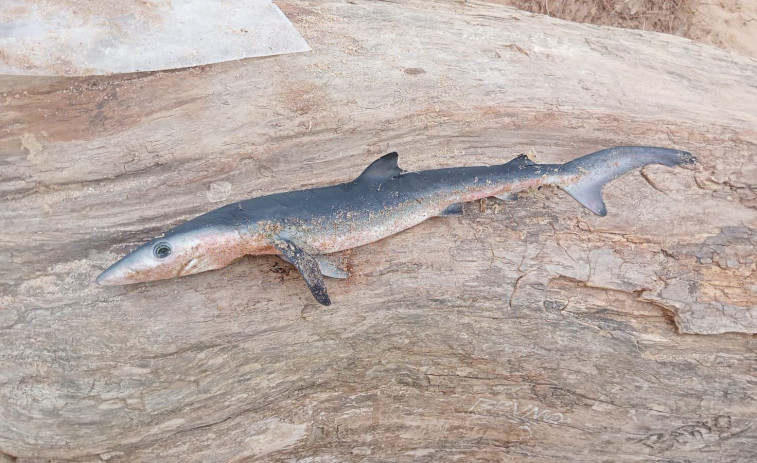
top-left (96, 146), bottom-right (695, 305)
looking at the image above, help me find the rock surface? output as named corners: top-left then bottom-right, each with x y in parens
top-left (1, 0), bottom-right (755, 461)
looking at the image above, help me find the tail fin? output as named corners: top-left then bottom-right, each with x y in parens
top-left (558, 146), bottom-right (695, 216)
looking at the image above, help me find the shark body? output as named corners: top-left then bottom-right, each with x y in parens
top-left (96, 146), bottom-right (695, 304)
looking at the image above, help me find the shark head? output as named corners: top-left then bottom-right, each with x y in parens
top-left (96, 226), bottom-right (246, 286)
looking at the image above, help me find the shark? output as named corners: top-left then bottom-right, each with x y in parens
top-left (96, 146), bottom-right (695, 305)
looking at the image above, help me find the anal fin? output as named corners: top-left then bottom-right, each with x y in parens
top-left (439, 203), bottom-right (464, 217)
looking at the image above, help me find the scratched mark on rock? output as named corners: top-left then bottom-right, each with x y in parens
top-left (21, 132), bottom-right (44, 163)
top-left (206, 181), bottom-right (232, 202)
top-left (636, 416), bottom-right (752, 454)
top-left (468, 397), bottom-right (568, 425)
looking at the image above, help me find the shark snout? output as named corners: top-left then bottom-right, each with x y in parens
top-left (95, 262), bottom-right (127, 286)
top-left (95, 251), bottom-right (145, 286)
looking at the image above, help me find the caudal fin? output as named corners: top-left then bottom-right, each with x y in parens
top-left (559, 146), bottom-right (695, 216)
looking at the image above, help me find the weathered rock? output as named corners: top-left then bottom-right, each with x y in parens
top-left (1, 0), bottom-right (755, 461)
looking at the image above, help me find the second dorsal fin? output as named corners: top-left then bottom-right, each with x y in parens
top-left (505, 153), bottom-right (536, 168)
top-left (356, 152), bottom-right (404, 183)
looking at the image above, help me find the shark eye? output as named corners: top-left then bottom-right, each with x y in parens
top-left (153, 242), bottom-right (172, 259)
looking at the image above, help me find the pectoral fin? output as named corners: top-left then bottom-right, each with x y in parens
top-left (271, 236), bottom-right (331, 306)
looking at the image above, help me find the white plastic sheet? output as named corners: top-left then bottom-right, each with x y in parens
top-left (0, 0), bottom-right (310, 76)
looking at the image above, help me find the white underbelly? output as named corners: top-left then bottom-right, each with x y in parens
top-left (306, 202), bottom-right (444, 254)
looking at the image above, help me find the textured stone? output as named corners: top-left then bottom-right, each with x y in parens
top-left (0, 0), bottom-right (755, 461)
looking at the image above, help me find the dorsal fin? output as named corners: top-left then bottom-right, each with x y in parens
top-left (356, 152), bottom-right (404, 183)
top-left (505, 154), bottom-right (536, 168)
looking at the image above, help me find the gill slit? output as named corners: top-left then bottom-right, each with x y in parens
top-left (177, 258), bottom-right (198, 277)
